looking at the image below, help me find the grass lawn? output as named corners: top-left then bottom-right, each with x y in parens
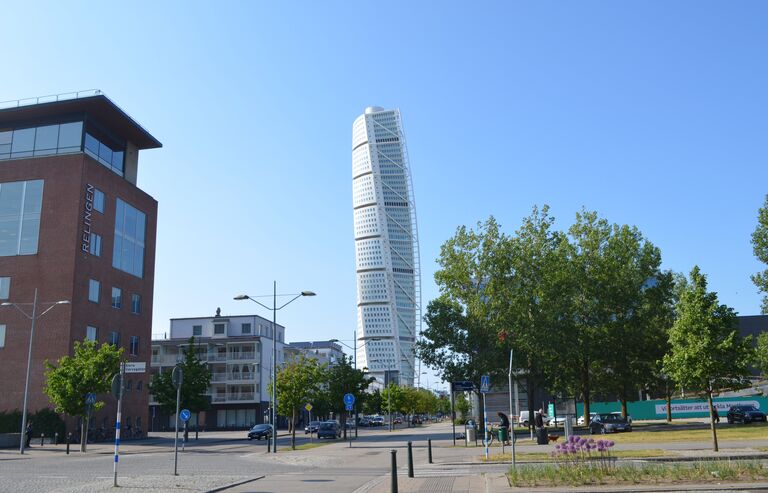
top-left (292, 441), bottom-right (335, 451)
top-left (601, 422), bottom-right (768, 444)
top-left (483, 448), bottom-right (674, 462)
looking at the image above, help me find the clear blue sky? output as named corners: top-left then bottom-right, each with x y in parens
top-left (3, 1), bottom-right (767, 388)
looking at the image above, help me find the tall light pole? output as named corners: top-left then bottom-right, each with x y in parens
top-left (1, 288), bottom-right (70, 454)
top-left (234, 282), bottom-right (315, 453)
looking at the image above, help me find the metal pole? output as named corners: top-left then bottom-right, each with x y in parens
top-left (450, 387), bottom-right (456, 446)
top-left (483, 393), bottom-right (488, 460)
top-left (354, 329), bottom-right (358, 439)
top-left (272, 280), bottom-right (278, 453)
top-left (508, 348), bottom-right (515, 469)
top-left (174, 376), bottom-right (181, 475)
top-left (19, 288), bottom-right (38, 455)
top-left (113, 362), bottom-right (124, 487)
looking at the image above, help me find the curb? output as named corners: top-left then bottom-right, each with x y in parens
top-left (442, 453), bottom-right (768, 466)
top-left (507, 483), bottom-right (768, 493)
top-left (205, 475), bottom-right (264, 493)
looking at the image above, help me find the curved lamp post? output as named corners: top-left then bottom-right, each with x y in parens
top-left (1, 288), bottom-right (70, 454)
top-left (234, 282), bottom-right (315, 453)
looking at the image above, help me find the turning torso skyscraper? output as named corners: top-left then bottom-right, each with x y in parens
top-left (352, 106), bottom-right (421, 388)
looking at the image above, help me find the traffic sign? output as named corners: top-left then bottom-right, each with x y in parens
top-left (451, 381), bottom-right (474, 392)
top-left (343, 393), bottom-right (355, 407)
top-left (548, 403), bottom-right (555, 418)
top-left (124, 362), bottom-right (146, 374)
top-left (305, 403), bottom-right (313, 412)
top-left (180, 409), bottom-right (191, 422)
top-left (85, 392), bottom-right (97, 405)
top-left (172, 366), bottom-right (184, 389)
top-left (345, 404), bottom-right (353, 411)
top-left (111, 374), bottom-right (123, 399)
top-left (480, 375), bottom-right (490, 394)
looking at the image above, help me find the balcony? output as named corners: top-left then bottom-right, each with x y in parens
top-left (229, 352), bottom-right (257, 361)
top-left (211, 373), bottom-right (228, 382)
top-left (151, 355), bottom-right (182, 366)
top-left (208, 352), bottom-right (228, 362)
top-left (210, 393), bottom-right (256, 403)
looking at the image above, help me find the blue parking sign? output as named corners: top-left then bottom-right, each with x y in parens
top-left (343, 393), bottom-right (355, 407)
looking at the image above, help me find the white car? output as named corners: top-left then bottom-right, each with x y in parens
top-left (519, 411), bottom-right (548, 427)
top-left (577, 413), bottom-right (597, 426)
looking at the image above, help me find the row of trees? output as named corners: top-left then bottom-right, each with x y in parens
top-left (417, 205), bottom-right (766, 450)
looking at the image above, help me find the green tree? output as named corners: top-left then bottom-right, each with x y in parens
top-left (455, 392), bottom-right (471, 422)
top-left (751, 195), bottom-right (768, 313)
top-left (381, 383), bottom-right (406, 426)
top-left (663, 266), bottom-right (754, 451)
top-left (273, 354), bottom-right (326, 449)
top-left (44, 340), bottom-right (122, 452)
top-left (756, 332), bottom-right (768, 378)
top-left (361, 388), bottom-right (382, 415)
top-left (326, 355), bottom-right (374, 438)
top-left (149, 337), bottom-right (211, 417)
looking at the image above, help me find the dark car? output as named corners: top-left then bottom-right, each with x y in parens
top-left (589, 413), bottom-right (632, 434)
top-left (247, 424), bottom-right (273, 440)
top-left (317, 421), bottom-right (341, 439)
top-left (726, 405), bottom-right (767, 424)
top-left (304, 420), bottom-right (323, 434)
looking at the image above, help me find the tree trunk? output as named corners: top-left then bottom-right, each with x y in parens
top-left (707, 390), bottom-right (718, 452)
top-left (582, 364), bottom-right (591, 426)
top-left (665, 385), bottom-right (672, 423)
top-left (80, 415), bottom-right (89, 453)
top-left (291, 410), bottom-right (296, 450)
top-left (620, 398), bottom-right (628, 418)
top-left (342, 409), bottom-right (347, 439)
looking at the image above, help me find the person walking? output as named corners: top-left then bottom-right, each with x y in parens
top-left (25, 421), bottom-right (33, 448)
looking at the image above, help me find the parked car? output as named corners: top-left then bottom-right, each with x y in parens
top-left (358, 417), bottom-right (372, 427)
top-left (247, 424), bottom-right (273, 440)
top-left (345, 418), bottom-right (355, 429)
top-left (518, 411), bottom-right (548, 427)
top-left (304, 420), bottom-right (323, 434)
top-left (317, 421), bottom-right (341, 439)
top-left (726, 405), bottom-right (767, 424)
top-left (589, 413), bottom-right (632, 434)
top-left (371, 416), bottom-right (385, 426)
top-left (393, 416), bottom-right (402, 424)
top-left (547, 416), bottom-right (573, 427)
top-left (577, 413), bottom-right (597, 426)
top-left (610, 412), bottom-right (633, 424)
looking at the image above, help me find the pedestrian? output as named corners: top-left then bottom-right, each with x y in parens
top-left (534, 409), bottom-right (545, 429)
top-left (713, 407), bottom-right (720, 423)
top-left (25, 421), bottom-right (33, 448)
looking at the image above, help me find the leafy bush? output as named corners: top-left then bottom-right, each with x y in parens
top-left (30, 408), bottom-right (65, 440)
top-left (0, 410), bottom-right (22, 433)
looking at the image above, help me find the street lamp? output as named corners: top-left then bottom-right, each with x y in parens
top-left (1, 288), bottom-right (70, 454)
top-left (234, 282), bottom-right (315, 453)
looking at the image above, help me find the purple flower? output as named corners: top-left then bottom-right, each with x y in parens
top-left (607, 440), bottom-right (615, 447)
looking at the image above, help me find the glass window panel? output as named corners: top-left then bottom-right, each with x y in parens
top-left (0, 131), bottom-right (11, 159)
top-left (124, 206), bottom-right (137, 240)
top-left (135, 211), bottom-right (146, 244)
top-left (22, 180), bottom-right (43, 214)
top-left (34, 125), bottom-right (59, 155)
top-left (98, 142), bottom-right (112, 167)
top-left (0, 277), bottom-right (9, 299)
top-left (115, 199), bottom-right (124, 231)
top-left (19, 218), bottom-right (40, 254)
top-left (121, 239), bottom-right (134, 274)
top-left (84, 133), bottom-right (99, 157)
top-left (112, 235), bottom-right (122, 269)
top-left (11, 128), bottom-right (35, 157)
top-left (0, 181), bottom-right (24, 216)
top-left (93, 189), bottom-right (105, 213)
top-left (0, 218), bottom-right (19, 256)
top-left (57, 122), bottom-right (82, 151)
top-left (88, 279), bottom-right (100, 303)
top-left (112, 151), bottom-right (124, 173)
top-left (133, 246), bottom-right (143, 277)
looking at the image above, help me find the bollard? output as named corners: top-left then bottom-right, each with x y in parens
top-left (41, 433), bottom-right (45, 447)
top-left (66, 433), bottom-right (71, 455)
top-left (267, 436), bottom-right (271, 453)
top-left (407, 441), bottom-right (414, 478)
top-left (390, 449), bottom-right (398, 493)
top-left (428, 439), bottom-right (433, 464)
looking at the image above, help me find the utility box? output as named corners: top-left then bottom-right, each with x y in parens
top-left (564, 415), bottom-right (574, 439)
top-left (465, 426), bottom-right (476, 445)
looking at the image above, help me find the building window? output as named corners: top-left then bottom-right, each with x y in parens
top-left (137, 381), bottom-right (143, 391)
top-left (84, 132), bottom-right (124, 176)
top-left (214, 323), bottom-right (225, 335)
top-left (0, 325), bottom-right (5, 348)
top-left (131, 294), bottom-right (141, 314)
top-left (0, 277), bottom-right (9, 299)
top-left (0, 121), bottom-right (83, 160)
top-left (113, 199), bottom-right (146, 278)
top-left (241, 323), bottom-right (251, 335)
top-left (109, 331), bottom-right (120, 346)
top-left (111, 287), bottom-right (122, 309)
top-left (193, 325), bottom-right (202, 336)
top-left (89, 233), bottom-right (102, 256)
top-left (86, 326), bottom-right (97, 341)
top-left (125, 380), bottom-right (132, 392)
top-left (88, 279), bottom-right (100, 303)
top-left (0, 180), bottom-right (44, 257)
top-left (130, 336), bottom-right (139, 356)
top-left (93, 188), bottom-right (105, 213)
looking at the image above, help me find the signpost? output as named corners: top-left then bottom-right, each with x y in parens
top-left (344, 394), bottom-right (355, 448)
top-left (305, 404), bottom-right (313, 442)
top-left (480, 375), bottom-right (490, 460)
top-left (111, 363), bottom-right (125, 487)
top-left (124, 362), bottom-right (146, 374)
top-left (172, 365), bottom-right (183, 476)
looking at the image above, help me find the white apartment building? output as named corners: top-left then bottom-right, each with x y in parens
top-left (150, 311), bottom-right (285, 430)
top-left (352, 106), bottom-right (421, 388)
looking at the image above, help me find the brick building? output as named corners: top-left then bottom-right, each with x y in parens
top-left (0, 90), bottom-right (160, 436)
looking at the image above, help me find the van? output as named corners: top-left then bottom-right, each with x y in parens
top-left (518, 410), bottom-right (548, 427)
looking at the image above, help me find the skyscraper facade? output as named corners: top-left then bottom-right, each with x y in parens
top-left (352, 107), bottom-right (420, 388)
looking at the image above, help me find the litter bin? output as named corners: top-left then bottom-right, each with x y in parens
top-left (498, 427), bottom-right (508, 443)
top-left (465, 425), bottom-right (476, 445)
top-left (536, 427), bottom-right (548, 445)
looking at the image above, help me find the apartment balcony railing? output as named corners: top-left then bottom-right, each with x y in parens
top-left (229, 352), bottom-right (257, 360)
top-left (211, 393), bottom-right (256, 403)
top-left (208, 353), bottom-right (228, 362)
top-left (151, 355), bottom-right (182, 366)
top-left (211, 373), bottom-right (228, 382)
top-left (228, 373), bottom-right (256, 382)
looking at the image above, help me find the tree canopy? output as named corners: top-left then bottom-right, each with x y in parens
top-left (751, 195), bottom-right (768, 314)
top-left (149, 337), bottom-right (211, 415)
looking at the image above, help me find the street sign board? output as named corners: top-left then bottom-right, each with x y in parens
top-left (111, 374), bottom-right (123, 399)
top-left (345, 404), bottom-right (353, 411)
top-left (124, 362), bottom-right (146, 374)
top-left (451, 381), bottom-right (474, 392)
top-left (305, 403), bottom-right (313, 412)
top-left (343, 393), bottom-right (355, 407)
top-left (85, 392), bottom-right (97, 405)
top-left (172, 366), bottom-right (184, 389)
top-left (180, 409), bottom-right (191, 422)
top-left (548, 403), bottom-right (555, 418)
top-left (480, 375), bottom-right (490, 394)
